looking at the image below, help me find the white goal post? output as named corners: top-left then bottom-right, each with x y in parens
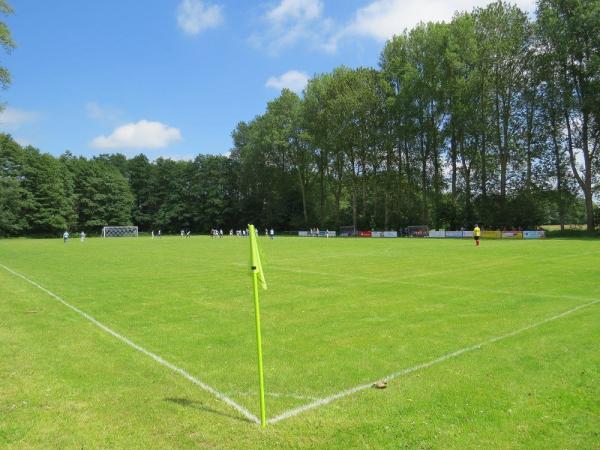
top-left (101, 226), bottom-right (139, 238)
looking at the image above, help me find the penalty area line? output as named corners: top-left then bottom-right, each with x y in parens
top-left (0, 263), bottom-right (261, 425)
top-left (268, 298), bottom-right (600, 424)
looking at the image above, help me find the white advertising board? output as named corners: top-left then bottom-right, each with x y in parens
top-left (428, 230), bottom-right (446, 238)
top-left (523, 230), bottom-right (544, 239)
top-left (298, 231), bottom-right (308, 237)
top-left (445, 231), bottom-right (464, 238)
top-left (383, 231), bottom-right (398, 238)
top-left (463, 231), bottom-right (474, 237)
top-left (371, 231), bottom-right (384, 237)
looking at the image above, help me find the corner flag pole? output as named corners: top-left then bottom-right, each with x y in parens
top-left (248, 224), bottom-right (267, 427)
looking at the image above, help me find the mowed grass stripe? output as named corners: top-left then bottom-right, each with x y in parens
top-left (0, 237), bottom-right (598, 418)
top-left (268, 297), bottom-right (600, 423)
top-left (0, 270), bottom-right (267, 449)
top-left (0, 263), bottom-right (260, 425)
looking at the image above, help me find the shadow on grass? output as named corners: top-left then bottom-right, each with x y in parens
top-left (163, 397), bottom-right (255, 424)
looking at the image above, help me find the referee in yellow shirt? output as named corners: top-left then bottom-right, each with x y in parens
top-left (474, 224), bottom-right (481, 246)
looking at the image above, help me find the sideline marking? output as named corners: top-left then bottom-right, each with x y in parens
top-left (230, 391), bottom-right (319, 401)
top-left (0, 263), bottom-right (260, 425)
top-left (268, 299), bottom-right (599, 424)
top-left (4, 261), bottom-right (598, 426)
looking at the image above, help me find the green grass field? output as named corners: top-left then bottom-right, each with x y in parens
top-left (1, 236), bottom-right (599, 448)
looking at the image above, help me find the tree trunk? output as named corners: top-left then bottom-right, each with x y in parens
top-left (460, 138), bottom-right (472, 226)
top-left (420, 134), bottom-right (428, 224)
top-left (479, 77), bottom-right (487, 198)
top-left (564, 110), bottom-right (594, 231)
top-left (550, 114), bottom-right (565, 232)
top-left (525, 99), bottom-right (534, 190)
top-left (351, 176), bottom-right (358, 232)
top-left (318, 150), bottom-right (326, 225)
top-left (451, 130), bottom-right (457, 201)
top-left (496, 90), bottom-right (509, 198)
top-left (384, 147), bottom-right (392, 230)
top-left (480, 133), bottom-right (487, 197)
top-left (297, 169), bottom-right (308, 225)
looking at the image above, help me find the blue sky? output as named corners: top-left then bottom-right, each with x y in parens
top-left (0, 0), bottom-right (535, 160)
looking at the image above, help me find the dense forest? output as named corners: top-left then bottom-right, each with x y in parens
top-left (1, 0), bottom-right (599, 236)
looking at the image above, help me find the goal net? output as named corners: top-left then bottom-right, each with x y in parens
top-left (407, 225), bottom-right (429, 237)
top-left (101, 226), bottom-right (139, 238)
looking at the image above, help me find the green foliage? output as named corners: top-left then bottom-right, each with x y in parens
top-left (0, 135), bottom-right (134, 236)
top-left (66, 157), bottom-right (133, 231)
top-left (0, 135), bottom-right (31, 235)
top-left (20, 147), bottom-right (72, 234)
top-left (0, 0), bottom-right (14, 91)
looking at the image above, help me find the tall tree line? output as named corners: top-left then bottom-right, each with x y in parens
top-left (0, 136), bottom-right (243, 236)
top-left (233, 0), bottom-right (599, 232)
top-left (1, 0), bottom-right (598, 236)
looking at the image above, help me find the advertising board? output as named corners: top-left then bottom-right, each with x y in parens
top-left (482, 230), bottom-right (502, 239)
top-left (428, 230), bottom-right (446, 238)
top-left (523, 230), bottom-right (544, 239)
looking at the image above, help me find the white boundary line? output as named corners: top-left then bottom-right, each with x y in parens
top-left (0, 263), bottom-right (260, 425)
top-left (4, 262), bottom-right (598, 426)
top-left (229, 391), bottom-right (319, 401)
top-left (268, 298), bottom-right (599, 424)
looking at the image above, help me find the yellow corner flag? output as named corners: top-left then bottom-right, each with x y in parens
top-left (248, 224), bottom-right (267, 427)
top-left (249, 225), bottom-right (267, 290)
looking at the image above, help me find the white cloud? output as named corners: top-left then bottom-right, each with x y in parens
top-left (91, 120), bottom-right (182, 150)
top-left (177, 0), bottom-right (223, 35)
top-left (252, 0), bottom-right (331, 54)
top-left (0, 107), bottom-right (39, 130)
top-left (85, 102), bottom-right (123, 123)
top-left (329, 0), bottom-right (537, 50)
top-left (252, 0), bottom-right (537, 54)
top-left (266, 0), bottom-right (323, 23)
top-left (266, 70), bottom-right (309, 93)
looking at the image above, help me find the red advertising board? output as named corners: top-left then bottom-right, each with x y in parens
top-left (358, 231), bottom-right (372, 237)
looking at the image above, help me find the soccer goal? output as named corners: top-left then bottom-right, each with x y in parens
top-left (101, 226), bottom-right (139, 238)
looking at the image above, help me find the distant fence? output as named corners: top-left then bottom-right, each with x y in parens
top-left (427, 230), bottom-right (543, 239)
top-left (297, 229), bottom-right (544, 239)
top-left (298, 230), bottom-right (336, 237)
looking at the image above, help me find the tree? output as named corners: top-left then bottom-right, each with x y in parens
top-left (0, 0), bottom-right (15, 94)
top-left (21, 146), bottom-right (73, 234)
top-left (0, 134), bottom-right (32, 235)
top-left (475, 2), bottom-right (531, 199)
top-left (538, 0), bottom-right (600, 231)
top-left (264, 89), bottom-right (313, 226)
top-left (65, 158), bottom-right (133, 232)
top-left (127, 154), bottom-right (158, 230)
top-left (188, 155), bottom-right (238, 231)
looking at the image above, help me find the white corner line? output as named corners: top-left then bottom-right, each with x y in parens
top-left (268, 299), bottom-right (600, 424)
top-left (0, 263), bottom-right (260, 425)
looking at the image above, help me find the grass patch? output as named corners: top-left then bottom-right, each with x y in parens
top-left (1, 236), bottom-right (598, 448)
